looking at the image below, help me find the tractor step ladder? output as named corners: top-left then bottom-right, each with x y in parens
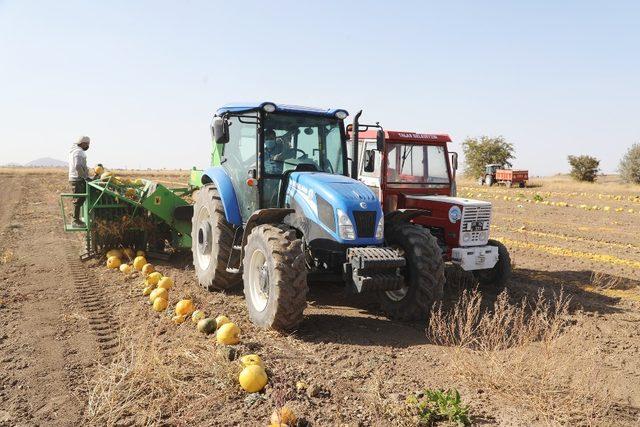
top-left (225, 226), bottom-right (243, 274)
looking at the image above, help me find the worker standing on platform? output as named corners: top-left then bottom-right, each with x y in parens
top-left (68, 136), bottom-right (91, 227)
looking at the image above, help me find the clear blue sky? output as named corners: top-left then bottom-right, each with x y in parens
top-left (1, 1), bottom-right (638, 175)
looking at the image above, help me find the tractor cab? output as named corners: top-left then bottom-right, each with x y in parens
top-left (350, 130), bottom-right (458, 211)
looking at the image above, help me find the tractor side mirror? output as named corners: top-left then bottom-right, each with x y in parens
top-left (212, 117), bottom-right (229, 144)
top-left (451, 152), bottom-right (458, 170)
top-left (363, 150), bottom-right (376, 173)
top-left (376, 129), bottom-right (385, 151)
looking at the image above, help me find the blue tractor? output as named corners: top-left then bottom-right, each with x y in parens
top-left (190, 102), bottom-right (445, 331)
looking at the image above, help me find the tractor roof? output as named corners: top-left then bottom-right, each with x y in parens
top-left (217, 102), bottom-right (348, 118)
top-left (357, 130), bottom-right (451, 144)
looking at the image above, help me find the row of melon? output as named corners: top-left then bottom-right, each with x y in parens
top-left (104, 248), bottom-right (271, 395)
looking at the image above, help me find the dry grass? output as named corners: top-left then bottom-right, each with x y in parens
top-left (590, 271), bottom-right (636, 291)
top-left (86, 323), bottom-right (240, 426)
top-left (428, 288), bottom-right (612, 425)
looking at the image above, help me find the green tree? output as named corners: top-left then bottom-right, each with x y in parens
top-left (462, 136), bottom-right (515, 178)
top-left (619, 143), bottom-right (640, 184)
top-left (567, 155), bottom-right (600, 182)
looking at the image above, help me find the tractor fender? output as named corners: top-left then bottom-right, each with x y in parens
top-left (385, 209), bottom-right (432, 228)
top-left (201, 167), bottom-right (242, 226)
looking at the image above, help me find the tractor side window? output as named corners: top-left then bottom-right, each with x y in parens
top-left (223, 116), bottom-right (258, 220)
top-left (426, 146), bottom-right (450, 184)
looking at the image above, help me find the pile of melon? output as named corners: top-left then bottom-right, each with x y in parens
top-left (94, 165), bottom-right (144, 200)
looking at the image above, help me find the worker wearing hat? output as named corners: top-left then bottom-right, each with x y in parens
top-left (68, 136), bottom-right (91, 228)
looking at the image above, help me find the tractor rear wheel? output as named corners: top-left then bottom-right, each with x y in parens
top-left (486, 175), bottom-right (494, 186)
top-left (242, 224), bottom-right (308, 331)
top-left (377, 223), bottom-right (445, 320)
top-left (191, 184), bottom-right (241, 291)
top-left (473, 239), bottom-right (512, 290)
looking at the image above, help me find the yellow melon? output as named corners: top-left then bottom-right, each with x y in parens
top-left (172, 314), bottom-right (188, 324)
top-left (142, 286), bottom-right (154, 296)
top-left (119, 264), bottom-right (132, 274)
top-left (147, 272), bottom-right (163, 285)
top-left (141, 263), bottom-right (155, 276)
top-left (240, 354), bottom-right (264, 368)
top-left (175, 299), bottom-right (195, 316)
top-left (106, 256), bottom-right (121, 269)
top-left (157, 276), bottom-right (173, 290)
top-left (133, 256), bottom-right (147, 271)
top-left (191, 309), bottom-right (206, 324)
top-left (238, 365), bottom-right (267, 393)
top-left (215, 315), bottom-right (231, 329)
top-left (149, 287), bottom-right (168, 303)
top-left (153, 297), bottom-right (168, 312)
top-left (100, 171), bottom-right (114, 180)
top-left (94, 165), bottom-right (104, 175)
top-left (216, 322), bottom-right (240, 345)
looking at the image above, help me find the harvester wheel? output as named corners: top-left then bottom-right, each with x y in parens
top-left (191, 184), bottom-right (241, 291)
top-left (473, 239), bottom-right (512, 289)
top-left (378, 223), bottom-right (445, 320)
top-left (242, 224), bottom-right (308, 331)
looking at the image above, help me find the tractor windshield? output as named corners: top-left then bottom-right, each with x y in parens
top-left (386, 143), bottom-right (449, 185)
top-left (262, 113), bottom-right (345, 176)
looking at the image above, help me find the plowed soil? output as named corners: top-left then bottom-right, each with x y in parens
top-left (1, 169), bottom-right (639, 426)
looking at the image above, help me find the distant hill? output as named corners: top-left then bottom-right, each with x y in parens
top-left (24, 157), bottom-right (68, 167)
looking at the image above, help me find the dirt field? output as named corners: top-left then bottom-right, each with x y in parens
top-left (1, 169), bottom-right (639, 426)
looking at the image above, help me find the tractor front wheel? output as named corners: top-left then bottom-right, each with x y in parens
top-left (377, 223), bottom-right (445, 320)
top-left (242, 224), bottom-right (308, 331)
top-left (191, 185), bottom-right (241, 291)
top-left (473, 239), bottom-right (512, 290)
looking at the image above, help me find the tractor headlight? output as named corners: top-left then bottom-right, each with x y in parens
top-left (335, 110), bottom-right (348, 120)
top-left (375, 215), bottom-right (384, 240)
top-left (337, 209), bottom-right (356, 240)
top-left (262, 102), bottom-right (276, 113)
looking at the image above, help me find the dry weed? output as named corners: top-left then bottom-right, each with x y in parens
top-left (86, 324), bottom-right (240, 426)
top-left (427, 288), bottom-right (612, 425)
top-left (590, 271), bottom-right (634, 290)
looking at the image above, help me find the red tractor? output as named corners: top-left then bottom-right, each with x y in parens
top-left (347, 116), bottom-right (511, 313)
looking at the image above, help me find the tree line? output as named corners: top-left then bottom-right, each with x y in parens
top-left (462, 136), bottom-right (640, 184)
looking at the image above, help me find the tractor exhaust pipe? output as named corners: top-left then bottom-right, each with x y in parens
top-left (351, 110), bottom-right (363, 180)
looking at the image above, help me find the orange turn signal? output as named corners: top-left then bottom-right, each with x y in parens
top-left (246, 178), bottom-right (256, 187)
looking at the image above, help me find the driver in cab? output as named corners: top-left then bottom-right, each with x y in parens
top-left (264, 129), bottom-right (283, 175)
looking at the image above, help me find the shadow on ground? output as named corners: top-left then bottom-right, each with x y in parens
top-left (294, 266), bottom-right (633, 346)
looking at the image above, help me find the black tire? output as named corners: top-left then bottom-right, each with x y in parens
top-left (242, 224), bottom-right (308, 331)
top-left (473, 239), bottom-right (512, 289)
top-left (519, 181), bottom-right (526, 188)
top-left (191, 184), bottom-right (241, 291)
top-left (377, 223), bottom-right (445, 320)
top-left (486, 175), bottom-right (494, 186)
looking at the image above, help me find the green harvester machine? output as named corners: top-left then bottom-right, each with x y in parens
top-left (60, 174), bottom-right (198, 259)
